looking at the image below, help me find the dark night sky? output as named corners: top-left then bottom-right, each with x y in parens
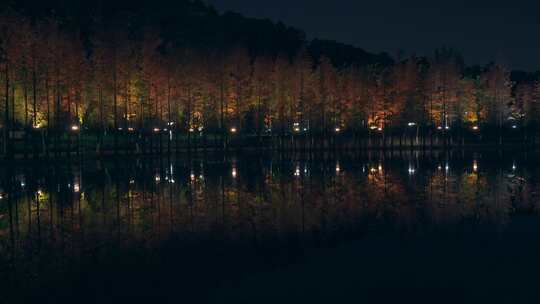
top-left (205, 0), bottom-right (540, 71)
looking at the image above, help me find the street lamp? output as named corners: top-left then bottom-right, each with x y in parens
top-left (71, 125), bottom-right (80, 131)
top-left (230, 127), bottom-right (237, 134)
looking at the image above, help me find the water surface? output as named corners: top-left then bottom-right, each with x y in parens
top-left (1, 151), bottom-right (539, 303)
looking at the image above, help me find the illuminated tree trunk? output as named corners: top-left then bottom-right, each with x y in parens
top-left (113, 52), bottom-right (118, 154)
top-left (167, 77), bottom-right (172, 154)
top-left (32, 54), bottom-right (38, 157)
top-left (45, 69), bottom-right (50, 157)
top-left (55, 61), bottom-right (60, 157)
top-left (187, 85), bottom-right (192, 150)
top-left (220, 72), bottom-right (225, 150)
top-left (97, 86), bottom-right (103, 154)
top-left (3, 59), bottom-right (9, 158)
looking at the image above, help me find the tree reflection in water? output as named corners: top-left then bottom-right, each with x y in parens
top-left (0, 151), bottom-right (538, 302)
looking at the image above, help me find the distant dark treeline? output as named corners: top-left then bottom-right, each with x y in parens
top-left (0, 0), bottom-right (539, 157)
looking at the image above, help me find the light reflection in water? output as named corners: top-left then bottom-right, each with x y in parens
top-left (0, 152), bottom-right (537, 296)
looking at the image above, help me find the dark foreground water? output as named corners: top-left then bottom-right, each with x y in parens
top-left (1, 150), bottom-right (540, 303)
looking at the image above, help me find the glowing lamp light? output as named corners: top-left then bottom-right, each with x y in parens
top-left (335, 127), bottom-right (341, 133)
top-left (335, 165), bottom-right (341, 173)
top-left (230, 127), bottom-right (237, 134)
top-left (33, 124), bottom-right (41, 129)
top-left (408, 166), bottom-right (415, 175)
top-left (198, 126), bottom-right (204, 132)
top-left (512, 125), bottom-right (517, 129)
top-left (445, 126), bottom-right (450, 130)
top-left (472, 126), bottom-right (479, 130)
top-left (118, 127), bottom-right (123, 131)
top-left (189, 128), bottom-right (194, 132)
top-left (303, 128), bottom-right (308, 131)
top-left (74, 183), bottom-right (80, 193)
top-left (512, 163), bottom-right (517, 171)
top-left (168, 122), bottom-right (175, 126)
top-left (71, 125), bottom-right (80, 131)
top-left (377, 127), bottom-right (383, 131)
top-left (407, 122), bottom-right (416, 127)
top-left (231, 167), bottom-right (237, 178)
top-left (294, 167), bottom-right (300, 177)
top-left (190, 173), bottom-right (195, 181)
top-left (0, 193), bottom-right (3, 199)
top-left (473, 161), bottom-right (478, 172)
top-left (437, 126), bottom-right (443, 130)
top-left (155, 175), bottom-right (161, 182)
top-left (294, 127), bottom-right (300, 132)
top-left (370, 126), bottom-right (378, 130)
top-left (153, 127), bottom-right (161, 132)
top-left (164, 128), bottom-right (168, 132)
top-left (128, 127), bottom-right (134, 132)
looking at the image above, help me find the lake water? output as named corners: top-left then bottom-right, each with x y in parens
top-left (1, 150), bottom-right (540, 303)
